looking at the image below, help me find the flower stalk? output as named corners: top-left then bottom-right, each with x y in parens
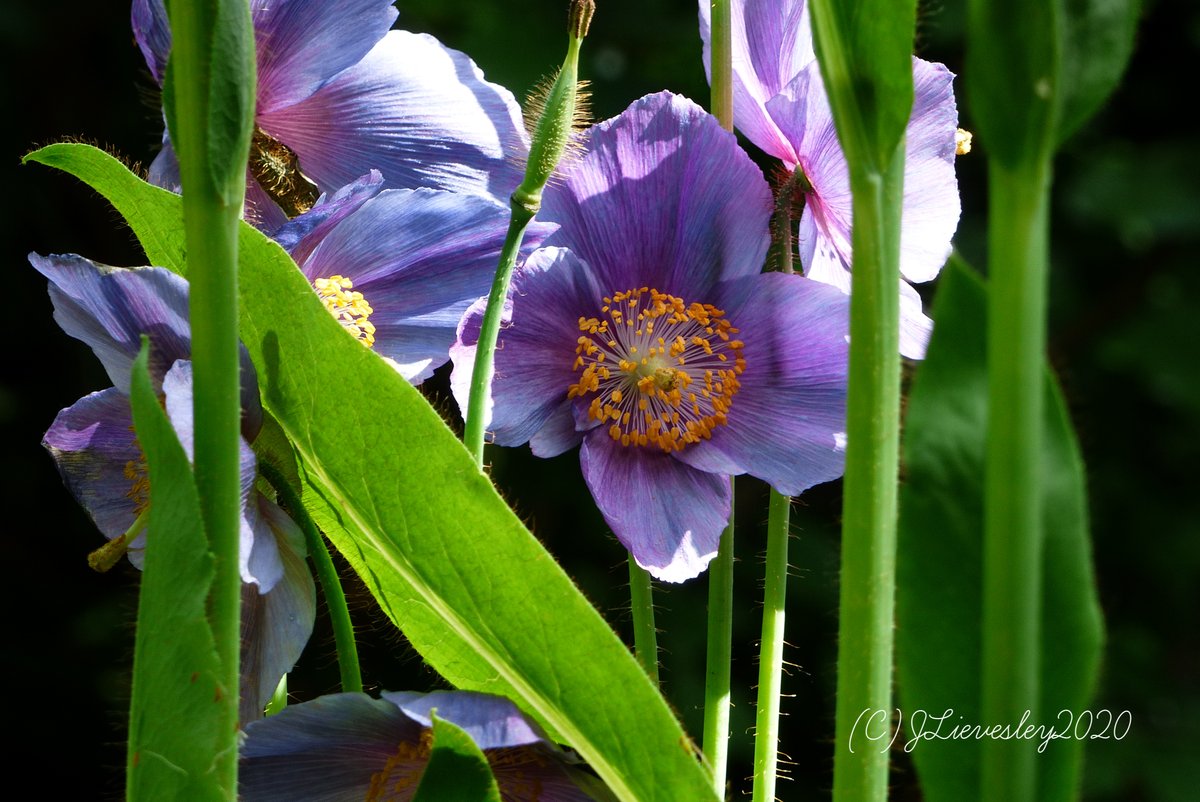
top-left (162, 0), bottom-right (255, 791)
top-left (628, 556), bottom-right (660, 684)
top-left (463, 0), bottom-right (593, 466)
top-left (702, 2), bottom-right (735, 794)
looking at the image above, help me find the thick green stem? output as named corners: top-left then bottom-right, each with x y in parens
top-left (831, 150), bottom-right (904, 802)
top-left (166, 0), bottom-right (254, 790)
top-left (980, 159), bottom-right (1051, 802)
top-left (710, 0), bottom-right (734, 132)
top-left (262, 462), bottom-right (362, 694)
top-left (752, 489), bottom-right (791, 802)
top-left (463, 207), bottom-right (535, 466)
top-left (702, 484), bottom-right (735, 797)
top-left (628, 555), bottom-right (660, 684)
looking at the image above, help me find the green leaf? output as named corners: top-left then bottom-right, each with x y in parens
top-left (1057, 0), bottom-right (1140, 144)
top-left (966, 0), bottom-right (1060, 167)
top-left (126, 338), bottom-right (225, 800)
top-left (412, 715), bottom-right (502, 802)
top-left (808, 0), bottom-right (917, 170)
top-left (26, 142), bottom-right (720, 802)
top-left (895, 257), bottom-right (1104, 802)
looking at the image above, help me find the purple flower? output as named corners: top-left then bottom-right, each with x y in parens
top-left (34, 253), bottom-right (315, 721)
top-left (132, 0), bottom-right (527, 231)
top-left (699, 0), bottom-right (962, 358)
top-left (452, 93), bottom-right (850, 582)
top-left (270, 172), bottom-right (555, 384)
top-left (240, 691), bottom-right (602, 801)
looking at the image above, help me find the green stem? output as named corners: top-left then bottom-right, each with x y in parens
top-left (463, 207), bottom-right (535, 466)
top-left (702, 482), bottom-right (735, 797)
top-left (710, 0), bottom-right (734, 132)
top-left (628, 555), bottom-right (660, 684)
top-left (166, 0), bottom-right (254, 792)
top-left (831, 151), bottom-right (904, 802)
top-left (261, 462), bottom-right (363, 694)
top-left (752, 490), bottom-right (791, 801)
top-left (980, 159), bottom-right (1051, 802)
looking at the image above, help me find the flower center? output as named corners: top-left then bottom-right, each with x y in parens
top-left (249, 127), bottom-right (320, 218)
top-left (568, 287), bottom-right (745, 453)
top-left (314, 274), bottom-right (376, 347)
top-left (366, 729), bottom-right (433, 801)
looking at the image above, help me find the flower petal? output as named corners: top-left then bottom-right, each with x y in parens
top-left (271, 171), bottom-right (384, 264)
top-left (257, 30), bottom-right (528, 207)
top-left (301, 188), bottom-right (554, 384)
top-left (252, 0), bottom-right (398, 113)
top-left (899, 279), bottom-right (934, 360)
top-left (241, 693), bottom-right (425, 801)
top-left (42, 388), bottom-right (144, 542)
top-left (697, 0), bottom-right (814, 164)
top-left (450, 247), bottom-right (602, 447)
top-left (541, 91), bottom-right (773, 299)
top-left (674, 272), bottom-right (849, 495)
top-left (31, 253), bottom-right (190, 393)
top-left (768, 58), bottom-right (960, 285)
top-left (161, 360), bottom-right (282, 589)
top-left (383, 690), bottom-right (548, 751)
top-left (580, 432), bottom-right (731, 582)
top-left (131, 0), bottom-right (170, 84)
top-left (240, 494), bottom-right (316, 722)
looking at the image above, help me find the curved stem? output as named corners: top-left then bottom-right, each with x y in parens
top-left (463, 207), bottom-right (534, 466)
top-left (628, 555), bottom-right (660, 685)
top-left (261, 462), bottom-right (363, 694)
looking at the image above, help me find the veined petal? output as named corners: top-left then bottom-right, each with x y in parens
top-left (42, 388), bottom-right (145, 544)
top-left (131, 0), bottom-right (170, 84)
top-left (271, 171), bottom-right (384, 264)
top-left (676, 272), bottom-right (849, 495)
top-left (258, 30), bottom-right (528, 207)
top-left (580, 433), bottom-right (731, 583)
top-left (541, 91), bottom-right (773, 299)
top-left (241, 693), bottom-right (426, 801)
top-left (31, 254), bottom-right (190, 394)
top-left (301, 188), bottom-right (555, 384)
top-left (899, 279), bottom-right (934, 360)
top-left (450, 248), bottom-right (602, 448)
top-left (240, 494), bottom-right (316, 722)
top-left (252, 0), bottom-right (398, 113)
top-left (146, 131), bottom-right (181, 193)
top-left (698, 0), bottom-right (814, 164)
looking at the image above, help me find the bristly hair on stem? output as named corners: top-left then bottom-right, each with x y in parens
top-left (522, 72), bottom-right (592, 176)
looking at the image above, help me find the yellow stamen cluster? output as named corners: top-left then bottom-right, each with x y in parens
top-left (314, 274), bottom-right (376, 347)
top-left (955, 128), bottom-right (973, 156)
top-left (567, 287), bottom-right (745, 453)
top-left (366, 729), bottom-right (433, 800)
top-left (124, 451), bottom-right (150, 516)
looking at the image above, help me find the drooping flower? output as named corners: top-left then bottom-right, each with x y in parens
top-left (239, 691), bottom-right (603, 801)
top-left (698, 0), bottom-right (962, 358)
top-left (132, 0), bottom-right (527, 231)
top-left (452, 93), bottom-right (850, 582)
top-left (34, 253), bottom-right (315, 721)
top-left (270, 171), bottom-right (554, 383)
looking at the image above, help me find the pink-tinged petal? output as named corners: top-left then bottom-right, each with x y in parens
top-left (258, 30), bottom-right (528, 207)
top-left (240, 495), bottom-right (316, 722)
top-left (271, 171), bottom-right (384, 264)
top-left (252, 0), bottom-right (398, 113)
top-left (451, 248), bottom-right (603, 448)
top-left (241, 693), bottom-right (426, 800)
top-left (301, 188), bottom-right (554, 384)
top-left (541, 91), bottom-right (773, 299)
top-left (675, 272), bottom-right (849, 495)
top-left (770, 58), bottom-right (960, 285)
top-left (580, 433), bottom-right (731, 583)
top-left (42, 388), bottom-right (145, 543)
top-left (698, 0), bottom-right (814, 164)
top-left (161, 360), bottom-right (282, 590)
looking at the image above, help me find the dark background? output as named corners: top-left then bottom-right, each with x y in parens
top-left (2, 0), bottom-right (1196, 798)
